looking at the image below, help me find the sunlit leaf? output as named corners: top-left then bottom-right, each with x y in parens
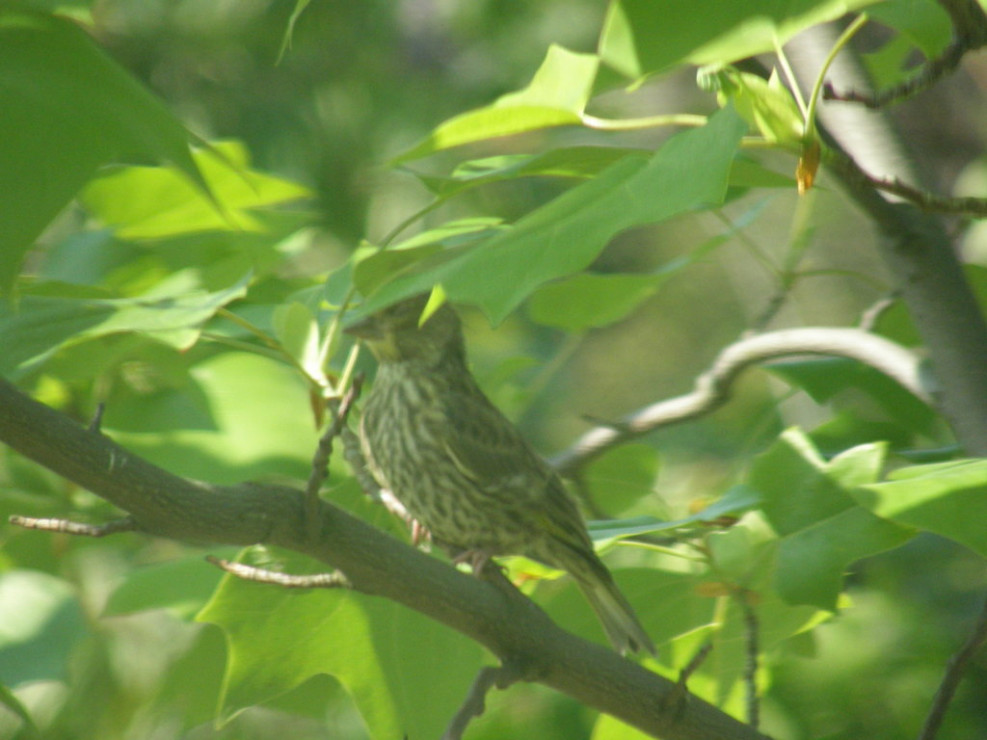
top-left (856, 459), bottom-right (987, 557)
top-left (198, 550), bottom-right (484, 738)
top-left (393, 44), bottom-right (599, 162)
top-left (81, 141), bottom-right (312, 239)
top-left (364, 107), bottom-right (746, 323)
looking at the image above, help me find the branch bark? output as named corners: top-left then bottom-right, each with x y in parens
top-left (792, 24), bottom-right (987, 455)
top-left (552, 327), bottom-right (931, 474)
top-left (0, 375), bottom-right (767, 740)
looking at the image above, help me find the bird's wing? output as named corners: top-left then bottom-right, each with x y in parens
top-left (437, 385), bottom-right (545, 488)
top-left (437, 385), bottom-right (595, 551)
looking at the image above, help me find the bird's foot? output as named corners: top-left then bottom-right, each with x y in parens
top-left (451, 548), bottom-right (495, 577)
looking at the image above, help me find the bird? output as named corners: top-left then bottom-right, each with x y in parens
top-left (345, 293), bottom-right (655, 656)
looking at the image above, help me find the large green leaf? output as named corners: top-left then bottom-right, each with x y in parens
top-left (774, 506), bottom-right (913, 608)
top-left (108, 351), bottom-right (318, 484)
top-left (363, 107), bottom-right (746, 323)
top-left (103, 555), bottom-right (235, 620)
top-left (855, 459), bottom-right (987, 557)
top-left (0, 7), bottom-right (208, 294)
top-left (0, 274), bottom-right (249, 377)
top-left (527, 273), bottom-right (668, 331)
top-left (599, 0), bottom-right (882, 80)
top-left (197, 551), bottom-right (485, 739)
top-left (749, 430), bottom-right (913, 609)
top-left (0, 570), bottom-right (87, 685)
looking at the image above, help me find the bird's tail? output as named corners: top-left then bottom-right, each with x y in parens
top-left (575, 569), bottom-right (656, 657)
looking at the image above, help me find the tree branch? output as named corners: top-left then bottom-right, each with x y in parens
top-left (443, 662), bottom-right (524, 740)
top-left (822, 0), bottom-right (987, 109)
top-left (552, 327), bottom-right (932, 475)
top-left (0, 376), bottom-right (768, 740)
top-left (918, 592), bottom-right (987, 740)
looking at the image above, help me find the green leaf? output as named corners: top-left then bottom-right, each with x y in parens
top-left (393, 44), bottom-right (599, 162)
top-left (586, 484), bottom-right (761, 540)
top-left (855, 459), bottom-right (987, 557)
top-left (728, 157), bottom-right (795, 189)
top-left (416, 147), bottom-right (639, 198)
top-left (198, 551), bottom-right (484, 738)
top-left (766, 356), bottom-right (938, 437)
top-left (700, 67), bottom-right (804, 144)
top-left (581, 443), bottom-right (660, 513)
top-left (541, 568), bottom-right (702, 654)
top-left (103, 556), bottom-right (232, 619)
top-left (747, 430), bottom-right (915, 609)
top-left (527, 273), bottom-right (667, 331)
top-left (868, 0), bottom-right (952, 59)
top-left (0, 274), bottom-right (249, 376)
top-left (0, 570), bottom-right (87, 685)
top-left (600, 0), bottom-right (882, 80)
top-left (0, 8), bottom-right (208, 293)
top-left (749, 429), bottom-right (861, 535)
top-left (273, 301), bottom-right (322, 381)
top-left (774, 507), bottom-right (913, 609)
top-left (0, 682), bottom-right (40, 738)
top-left (81, 140), bottom-right (312, 240)
top-left (365, 107), bottom-right (746, 323)
top-left (108, 351), bottom-right (319, 484)
top-left (352, 218), bottom-right (506, 296)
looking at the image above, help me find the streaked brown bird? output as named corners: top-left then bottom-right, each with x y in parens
top-left (346, 294), bottom-right (655, 655)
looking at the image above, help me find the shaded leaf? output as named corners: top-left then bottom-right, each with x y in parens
top-left (767, 356), bottom-right (938, 437)
top-left (600, 0), bottom-right (882, 80)
top-left (581, 443), bottom-right (660, 513)
top-left (0, 8), bottom-right (208, 293)
top-left (0, 274), bottom-right (249, 376)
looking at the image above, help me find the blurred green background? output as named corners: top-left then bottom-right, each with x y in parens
top-left (2, 1), bottom-right (987, 739)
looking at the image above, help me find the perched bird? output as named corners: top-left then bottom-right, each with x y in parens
top-left (346, 293), bottom-right (655, 656)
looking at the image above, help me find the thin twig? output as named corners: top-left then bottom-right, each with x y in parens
top-left (304, 377), bottom-right (363, 539)
top-left (681, 641), bottom-right (714, 685)
top-left (858, 294), bottom-right (900, 332)
top-left (206, 555), bottom-right (352, 589)
top-left (823, 0), bottom-right (987, 109)
top-left (8, 515), bottom-right (136, 537)
top-left (918, 591), bottom-right (987, 740)
top-left (551, 328), bottom-right (933, 475)
top-left (661, 641), bottom-right (714, 721)
top-left (87, 402), bottom-right (106, 433)
top-left (740, 594), bottom-right (760, 730)
top-left (860, 175), bottom-right (987, 218)
top-left (442, 663), bottom-right (525, 740)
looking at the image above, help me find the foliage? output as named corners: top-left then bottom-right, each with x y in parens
top-left (1, 1), bottom-right (986, 739)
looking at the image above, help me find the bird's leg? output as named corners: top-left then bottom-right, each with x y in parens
top-left (380, 489), bottom-right (432, 550)
top-left (451, 548), bottom-right (494, 576)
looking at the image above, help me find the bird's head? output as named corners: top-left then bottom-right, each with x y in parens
top-left (345, 294), bottom-right (465, 365)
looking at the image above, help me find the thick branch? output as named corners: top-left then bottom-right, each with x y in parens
top-left (792, 24), bottom-right (987, 455)
top-left (0, 376), bottom-right (767, 740)
top-left (824, 149), bottom-right (987, 455)
top-left (553, 327), bottom-right (931, 474)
